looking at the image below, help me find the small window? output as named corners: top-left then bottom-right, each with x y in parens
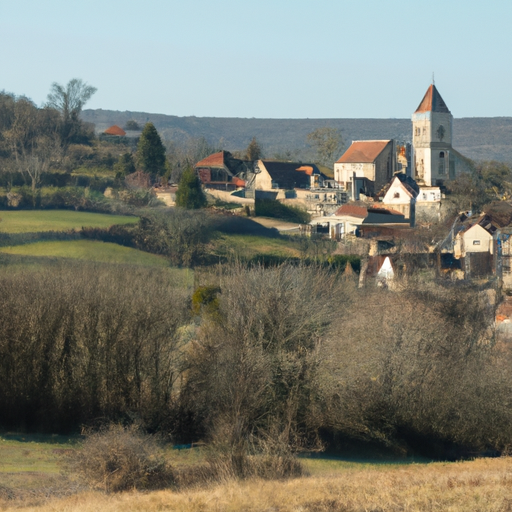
top-left (438, 152), bottom-right (445, 175)
top-left (473, 240), bottom-right (481, 245)
top-left (394, 192), bottom-right (400, 198)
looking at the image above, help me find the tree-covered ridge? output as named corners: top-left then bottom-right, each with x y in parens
top-left (82, 109), bottom-right (512, 163)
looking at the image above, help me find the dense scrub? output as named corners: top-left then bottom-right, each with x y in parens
top-left (255, 199), bottom-right (311, 224)
top-left (0, 258), bottom-right (510, 458)
top-left (68, 425), bottom-right (175, 492)
top-left (0, 262), bottom-right (190, 431)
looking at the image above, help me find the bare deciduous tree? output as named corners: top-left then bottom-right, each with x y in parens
top-left (47, 78), bottom-right (96, 146)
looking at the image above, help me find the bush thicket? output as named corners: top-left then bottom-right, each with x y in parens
top-left (255, 199), bottom-right (311, 223)
top-left (68, 424), bottom-right (175, 492)
top-left (0, 262), bottom-right (190, 432)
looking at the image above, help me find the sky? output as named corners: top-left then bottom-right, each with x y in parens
top-left (1, 0), bottom-right (511, 119)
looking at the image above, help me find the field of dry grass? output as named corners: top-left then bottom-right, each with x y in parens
top-left (3, 456), bottom-right (512, 511)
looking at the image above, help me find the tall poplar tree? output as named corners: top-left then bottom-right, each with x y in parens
top-left (137, 122), bottom-right (166, 176)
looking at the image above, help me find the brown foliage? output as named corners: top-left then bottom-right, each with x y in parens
top-left (0, 261), bottom-right (190, 431)
top-left (68, 424), bottom-right (175, 492)
top-left (318, 282), bottom-right (512, 454)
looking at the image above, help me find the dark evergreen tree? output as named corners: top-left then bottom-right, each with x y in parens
top-left (175, 166), bottom-right (207, 209)
top-left (137, 122), bottom-right (166, 175)
top-left (114, 152), bottom-right (136, 178)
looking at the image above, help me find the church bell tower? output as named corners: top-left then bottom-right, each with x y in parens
top-left (412, 84), bottom-right (453, 186)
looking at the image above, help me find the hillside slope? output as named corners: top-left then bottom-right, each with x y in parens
top-left (82, 110), bottom-right (512, 163)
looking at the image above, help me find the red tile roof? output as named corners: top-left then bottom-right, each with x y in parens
top-left (195, 151), bottom-right (226, 167)
top-left (104, 125), bottom-right (126, 136)
top-left (333, 204), bottom-right (368, 218)
top-left (296, 165), bottom-right (314, 176)
top-left (414, 84), bottom-right (451, 114)
top-left (336, 140), bottom-right (390, 164)
top-left (232, 176), bottom-right (246, 187)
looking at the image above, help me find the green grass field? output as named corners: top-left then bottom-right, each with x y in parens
top-left (0, 210), bottom-right (137, 233)
top-left (0, 240), bottom-right (170, 267)
top-left (213, 233), bottom-right (302, 260)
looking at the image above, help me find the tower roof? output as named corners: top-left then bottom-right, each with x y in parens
top-left (414, 84), bottom-right (450, 114)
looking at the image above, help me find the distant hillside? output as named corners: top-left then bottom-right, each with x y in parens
top-left (82, 110), bottom-right (512, 163)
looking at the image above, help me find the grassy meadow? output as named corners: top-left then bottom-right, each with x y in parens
top-left (213, 233), bottom-right (303, 260)
top-left (0, 210), bottom-right (137, 233)
top-left (1, 436), bottom-right (511, 511)
top-left (0, 240), bottom-right (170, 267)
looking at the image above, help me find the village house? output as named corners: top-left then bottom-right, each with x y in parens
top-left (195, 151), bottom-right (248, 191)
top-left (245, 159), bottom-right (346, 213)
top-left (310, 204), bottom-right (408, 240)
top-left (380, 175), bottom-right (418, 221)
top-left (249, 160), bottom-right (326, 194)
top-left (380, 174), bottom-right (442, 225)
top-left (441, 213), bottom-right (498, 278)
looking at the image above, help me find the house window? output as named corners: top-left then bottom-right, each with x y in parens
top-left (473, 240), bottom-right (480, 245)
top-left (394, 192), bottom-right (400, 198)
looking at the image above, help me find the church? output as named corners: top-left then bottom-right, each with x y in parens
top-left (334, 83), bottom-right (473, 194)
top-left (412, 83), bottom-right (472, 187)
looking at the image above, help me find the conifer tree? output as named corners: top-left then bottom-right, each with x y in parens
top-left (246, 136), bottom-right (262, 161)
top-left (175, 166), bottom-right (207, 209)
top-left (137, 122), bottom-right (166, 175)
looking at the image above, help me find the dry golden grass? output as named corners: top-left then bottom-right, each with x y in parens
top-left (5, 457), bottom-right (512, 511)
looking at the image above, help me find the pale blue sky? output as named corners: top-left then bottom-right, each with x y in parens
top-left (1, 0), bottom-right (511, 118)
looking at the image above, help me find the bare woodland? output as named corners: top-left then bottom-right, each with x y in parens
top-left (0, 259), bottom-right (509, 461)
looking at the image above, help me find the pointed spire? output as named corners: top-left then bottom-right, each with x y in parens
top-left (414, 84), bottom-right (450, 114)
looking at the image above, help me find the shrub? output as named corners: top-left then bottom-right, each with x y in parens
top-left (175, 166), bottom-right (207, 209)
top-left (255, 199), bottom-right (310, 224)
top-left (191, 285), bottom-right (220, 315)
top-left (68, 424), bottom-right (175, 492)
top-left (205, 421), bottom-right (306, 481)
top-left (134, 210), bottom-right (211, 266)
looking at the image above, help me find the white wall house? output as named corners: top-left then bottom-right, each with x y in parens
top-left (381, 176), bottom-right (416, 220)
top-left (454, 224), bottom-right (494, 259)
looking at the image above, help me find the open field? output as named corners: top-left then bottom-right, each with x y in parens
top-left (213, 233), bottom-right (303, 260)
top-left (0, 240), bottom-right (170, 267)
top-left (1, 436), bottom-right (512, 512)
top-left (0, 210), bottom-right (137, 233)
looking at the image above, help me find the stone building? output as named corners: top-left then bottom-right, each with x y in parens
top-left (412, 84), bottom-right (473, 186)
top-left (334, 140), bottom-right (396, 198)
